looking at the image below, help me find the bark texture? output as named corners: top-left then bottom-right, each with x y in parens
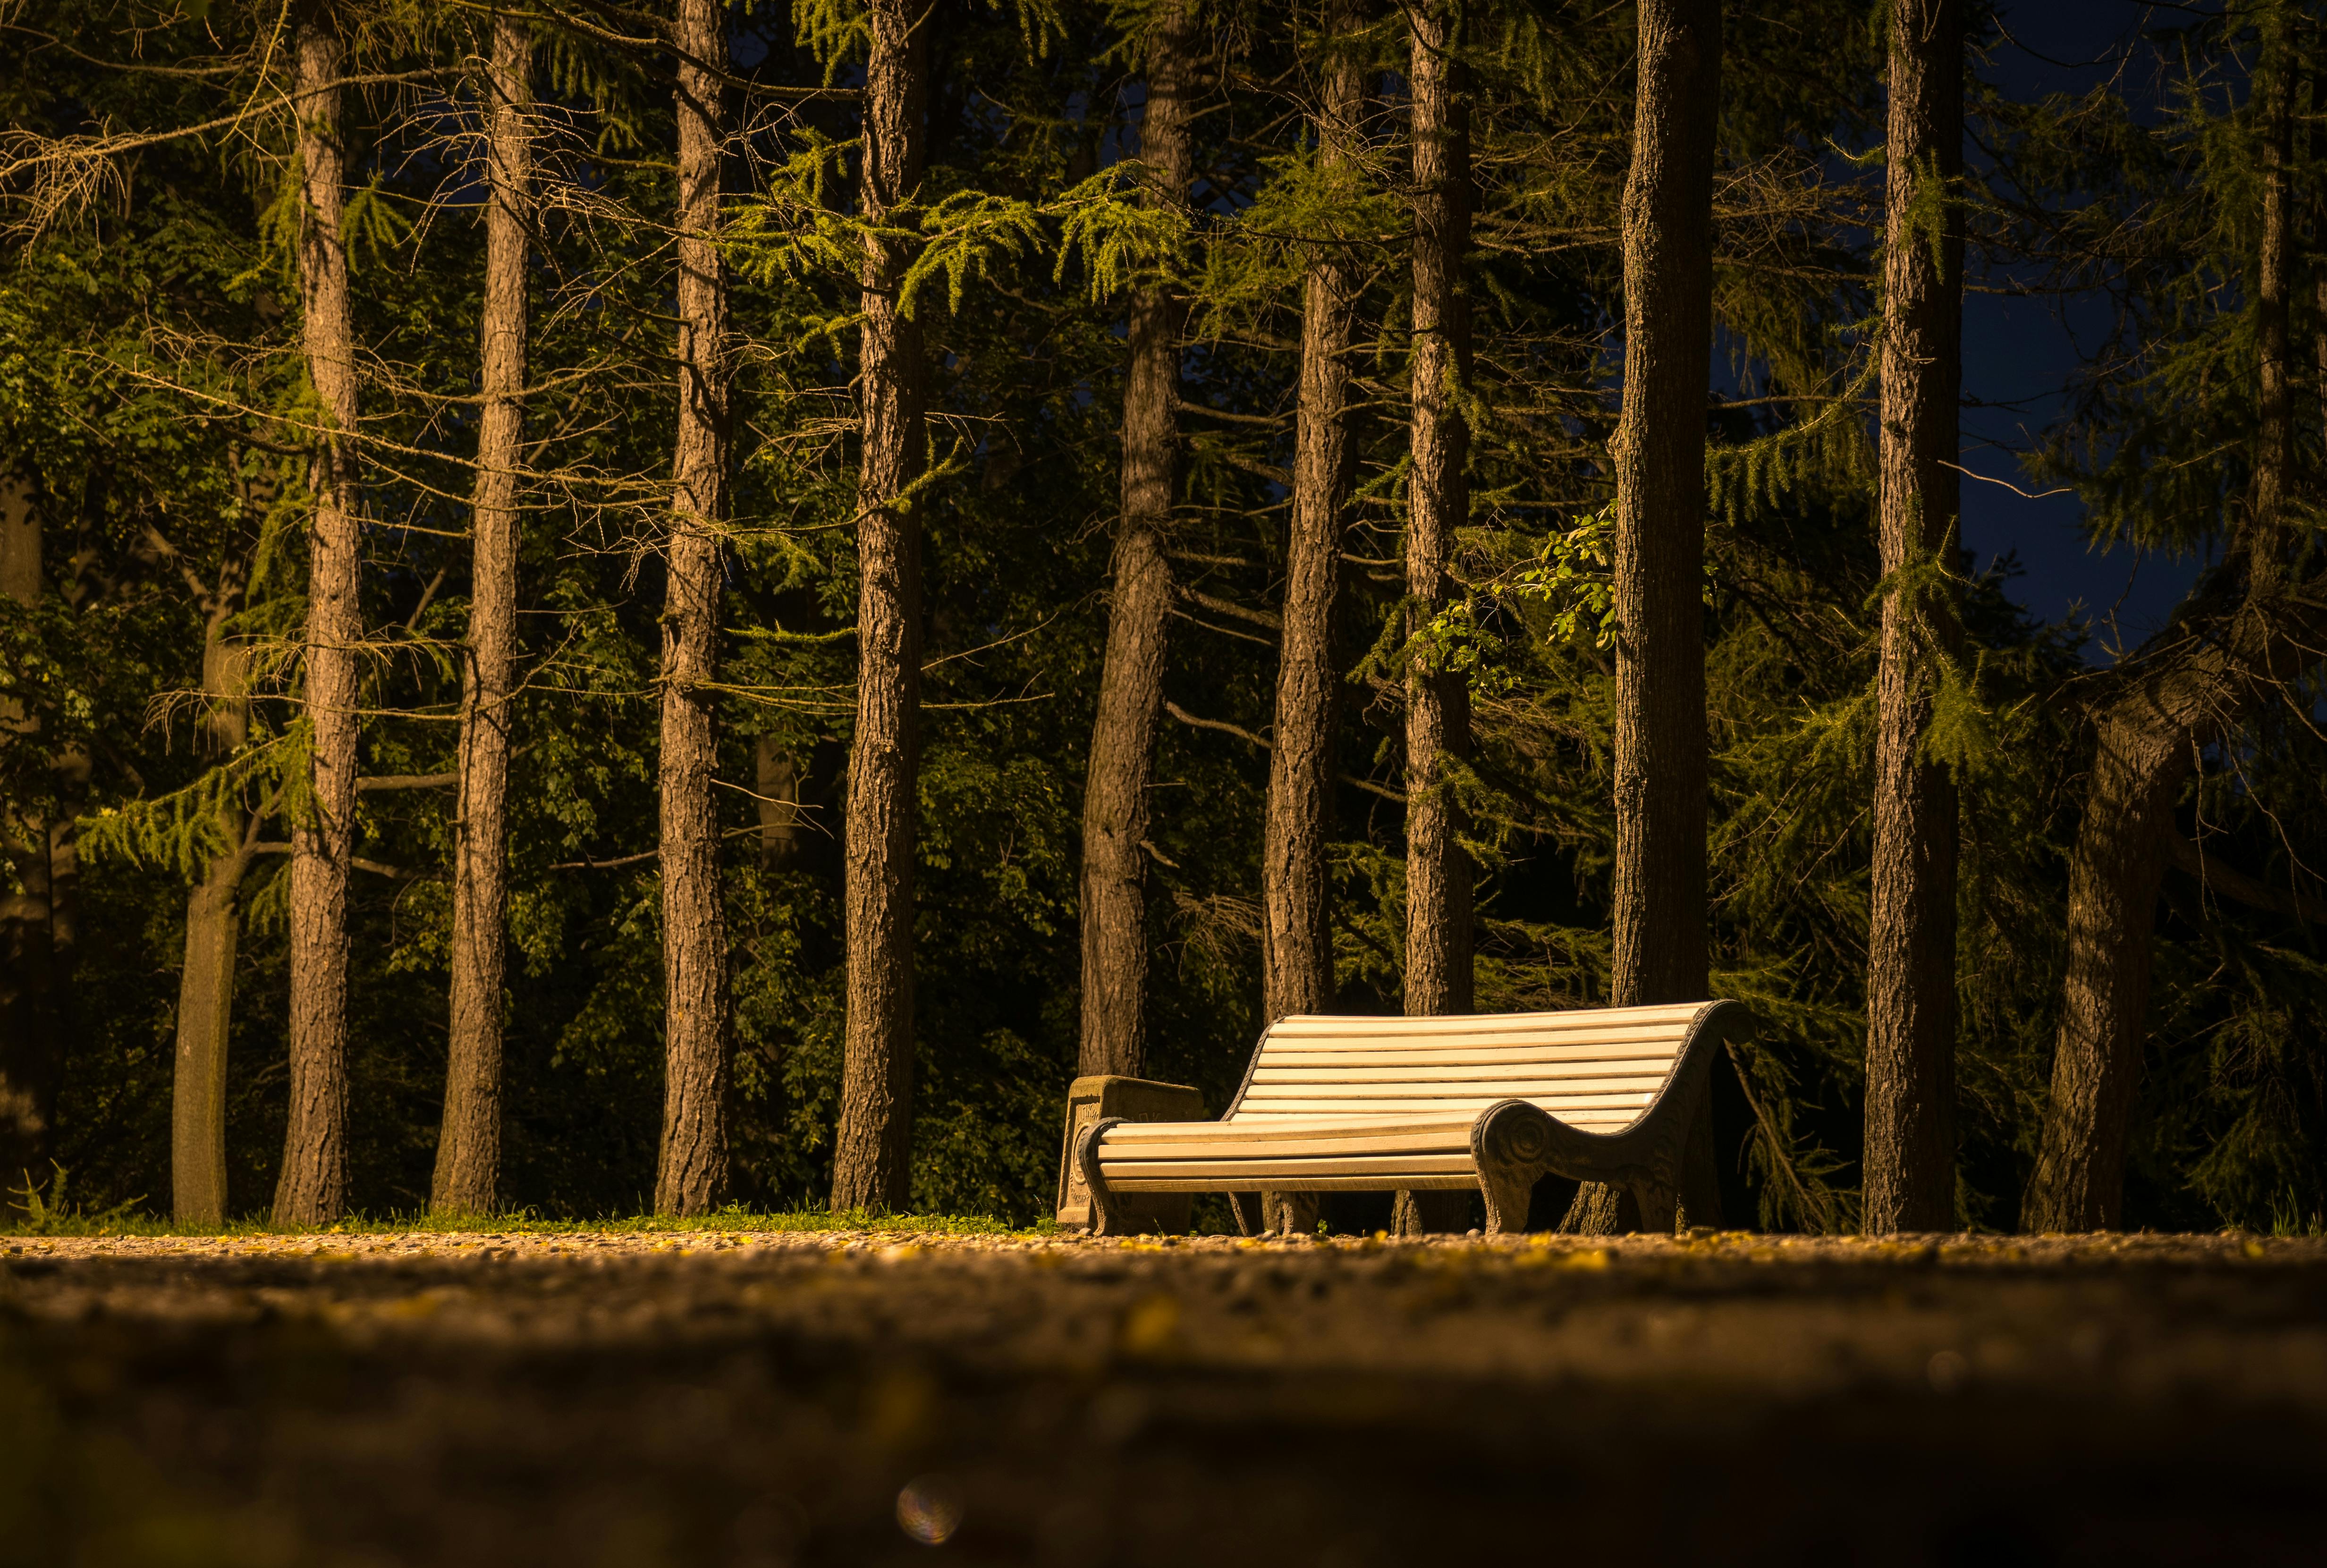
top-left (173, 855), bottom-right (242, 1225)
top-left (1569, 0), bottom-right (1721, 1236)
top-left (433, 12), bottom-right (532, 1218)
top-left (2022, 704), bottom-right (2190, 1231)
top-left (830, 0), bottom-right (930, 1215)
top-left (1261, 2), bottom-right (1362, 1026)
top-left (1608, 0), bottom-right (1717, 1015)
top-left (1402, 1), bottom-right (1473, 1024)
top-left (755, 735), bottom-right (803, 871)
top-left (276, 7), bottom-right (361, 1226)
top-left (2249, 10), bottom-right (2296, 602)
top-left (2022, 13), bottom-right (2302, 1231)
top-left (1863, 0), bottom-right (1963, 1235)
top-left (1394, 3), bottom-right (1477, 1238)
top-left (1077, 0), bottom-right (1194, 1079)
top-left (0, 473), bottom-right (61, 1186)
top-left (173, 576), bottom-right (251, 1226)
top-left (654, 0), bottom-right (734, 1216)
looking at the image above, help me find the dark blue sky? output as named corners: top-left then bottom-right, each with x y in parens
top-left (1961, 1), bottom-right (2205, 655)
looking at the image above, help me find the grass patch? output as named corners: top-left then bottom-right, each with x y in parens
top-left (3, 1169), bottom-right (1043, 1240)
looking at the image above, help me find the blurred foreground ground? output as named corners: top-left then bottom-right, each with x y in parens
top-left (3, 1229), bottom-right (2323, 1567)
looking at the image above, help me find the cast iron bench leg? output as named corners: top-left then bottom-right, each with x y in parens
top-left (1473, 1100), bottom-right (1556, 1237)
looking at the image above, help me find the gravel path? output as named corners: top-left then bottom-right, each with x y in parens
top-left (4, 1230), bottom-right (2322, 1566)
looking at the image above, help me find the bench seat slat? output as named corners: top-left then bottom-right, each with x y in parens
top-left (1109, 1174), bottom-right (1481, 1193)
top-left (1241, 1083), bottom-right (1659, 1105)
top-left (1101, 1130), bottom-right (1477, 1160)
top-left (1256, 1056), bottom-right (1675, 1079)
top-left (1229, 1104), bottom-right (1636, 1125)
top-left (1255, 1047), bottom-right (1680, 1070)
top-left (1262, 1028), bottom-right (1687, 1053)
top-left (1232, 1101), bottom-right (1646, 1123)
top-left (1101, 1116), bottom-right (1475, 1146)
top-left (1264, 1006), bottom-right (1705, 1038)
top-left (1103, 1154), bottom-right (1479, 1180)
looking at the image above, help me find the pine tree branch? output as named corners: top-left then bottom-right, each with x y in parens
top-left (545, 826), bottom-right (761, 871)
top-left (246, 843), bottom-right (412, 878)
top-left (355, 772), bottom-right (460, 792)
top-left (1163, 698), bottom-right (1269, 749)
top-left (1175, 398), bottom-right (1288, 428)
top-left (2166, 832), bottom-right (2327, 922)
top-left (1179, 586), bottom-right (1280, 631)
top-left (1161, 700), bottom-right (1405, 803)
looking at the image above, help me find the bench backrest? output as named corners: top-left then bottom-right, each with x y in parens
top-left (1223, 1003), bottom-right (1719, 1134)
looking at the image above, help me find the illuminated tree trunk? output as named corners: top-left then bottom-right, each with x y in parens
top-left (1401, 0), bottom-right (1472, 1025)
top-left (653, 0), bottom-right (735, 1216)
top-left (831, 0), bottom-right (931, 1214)
top-left (1568, 0), bottom-right (1721, 1236)
top-left (1077, 0), bottom-right (1194, 1079)
top-left (1263, 0), bottom-right (1362, 1027)
top-left (276, 4), bottom-right (361, 1226)
top-left (1864, 0), bottom-right (1963, 1235)
top-left (1394, 0), bottom-right (1476, 1238)
top-left (434, 10), bottom-right (532, 1218)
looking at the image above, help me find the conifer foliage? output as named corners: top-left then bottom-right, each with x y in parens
top-left (4, 0), bottom-right (2327, 1235)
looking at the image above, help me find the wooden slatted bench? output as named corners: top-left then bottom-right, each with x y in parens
top-left (1071, 1001), bottom-right (1747, 1237)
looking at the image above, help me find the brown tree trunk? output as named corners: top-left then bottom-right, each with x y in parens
top-left (1863, 0), bottom-right (1963, 1236)
top-left (2021, 704), bottom-right (2190, 1231)
top-left (2249, 6), bottom-right (2295, 603)
top-left (432, 13), bottom-right (533, 1219)
top-left (1394, 1), bottom-right (1477, 1239)
top-left (0, 472), bottom-right (61, 1187)
top-left (276, 6), bottom-right (362, 1226)
top-left (173, 584), bottom-right (251, 1227)
top-left (1401, 0), bottom-right (1473, 1024)
top-left (173, 856), bottom-right (243, 1225)
top-left (1568, 0), bottom-right (1721, 1236)
top-left (2317, 215), bottom-right (2327, 437)
top-left (830, 0), bottom-right (930, 1215)
top-left (2022, 10), bottom-right (2298, 1232)
top-left (755, 735), bottom-right (802, 871)
top-left (653, 0), bottom-right (735, 1217)
top-left (1077, 0), bottom-right (1194, 1080)
top-left (1261, 1), bottom-right (1362, 1027)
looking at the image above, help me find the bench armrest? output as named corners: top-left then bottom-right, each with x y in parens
top-left (1055, 1074), bottom-right (1206, 1230)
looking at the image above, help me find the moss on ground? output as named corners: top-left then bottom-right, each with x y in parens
top-left (0, 1202), bottom-right (1039, 1240)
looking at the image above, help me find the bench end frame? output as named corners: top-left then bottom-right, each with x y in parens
top-left (1469, 998), bottom-right (1749, 1236)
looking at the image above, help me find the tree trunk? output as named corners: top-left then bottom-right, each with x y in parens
top-left (830, 0), bottom-right (930, 1215)
top-left (432, 12), bottom-right (532, 1219)
top-left (1394, 0), bottom-right (1477, 1239)
top-left (276, 6), bottom-right (361, 1226)
top-left (653, 0), bottom-right (735, 1217)
top-left (2022, 10), bottom-right (2298, 1232)
top-left (1077, 0), bottom-right (1194, 1080)
top-left (2249, 5), bottom-right (2295, 603)
top-left (1402, 0), bottom-right (1473, 1024)
top-left (173, 598), bottom-right (251, 1227)
top-left (1863, 0), bottom-right (1963, 1236)
top-left (172, 857), bottom-right (242, 1225)
top-left (755, 735), bottom-right (803, 871)
top-left (0, 472), bottom-right (60, 1188)
top-left (1568, 0), bottom-right (1721, 1236)
top-left (1262, 0), bottom-right (1362, 1027)
top-left (2021, 705), bottom-right (2190, 1231)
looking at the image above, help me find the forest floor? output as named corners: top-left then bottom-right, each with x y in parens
top-left (3, 1228), bottom-right (2324, 1567)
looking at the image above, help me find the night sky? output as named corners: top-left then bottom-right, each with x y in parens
top-left (1961, 0), bottom-right (2206, 656)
